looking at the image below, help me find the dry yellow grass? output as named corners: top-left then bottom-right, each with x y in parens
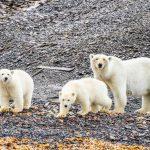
top-left (0, 137), bottom-right (50, 150)
top-left (0, 137), bottom-right (149, 150)
top-left (58, 137), bottom-right (149, 150)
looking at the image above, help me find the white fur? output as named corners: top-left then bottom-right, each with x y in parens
top-left (57, 78), bottom-right (112, 117)
top-left (124, 58), bottom-right (150, 113)
top-left (0, 69), bottom-right (34, 113)
top-left (90, 54), bottom-right (150, 113)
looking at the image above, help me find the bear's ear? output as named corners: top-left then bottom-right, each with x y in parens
top-left (89, 54), bottom-right (94, 59)
top-left (108, 57), bottom-right (112, 61)
top-left (11, 70), bottom-right (14, 75)
top-left (59, 92), bottom-right (62, 96)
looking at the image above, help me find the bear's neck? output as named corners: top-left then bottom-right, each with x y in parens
top-left (99, 64), bottom-right (111, 79)
top-left (1, 80), bottom-right (14, 88)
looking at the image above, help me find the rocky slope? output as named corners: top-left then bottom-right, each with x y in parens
top-left (0, 0), bottom-right (150, 148)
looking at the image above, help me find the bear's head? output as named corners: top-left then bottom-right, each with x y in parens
top-left (0, 69), bottom-right (14, 84)
top-left (59, 91), bottom-right (76, 110)
top-left (89, 54), bottom-right (111, 70)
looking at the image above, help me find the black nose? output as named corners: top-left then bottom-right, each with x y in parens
top-left (4, 77), bottom-right (8, 81)
top-left (98, 63), bottom-right (103, 68)
top-left (64, 105), bottom-right (67, 108)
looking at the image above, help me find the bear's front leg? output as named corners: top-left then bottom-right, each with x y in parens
top-left (12, 93), bottom-right (24, 113)
top-left (78, 99), bottom-right (91, 116)
top-left (0, 96), bottom-right (10, 112)
top-left (9, 86), bottom-right (24, 113)
top-left (57, 103), bottom-right (69, 118)
top-left (57, 112), bottom-right (67, 118)
top-left (112, 85), bottom-right (127, 113)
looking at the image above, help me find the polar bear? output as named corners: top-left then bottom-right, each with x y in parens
top-left (57, 78), bottom-right (112, 117)
top-left (0, 69), bottom-right (34, 113)
top-left (90, 54), bottom-right (150, 114)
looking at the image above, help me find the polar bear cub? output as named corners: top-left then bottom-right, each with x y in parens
top-left (57, 78), bottom-right (112, 117)
top-left (90, 54), bottom-right (150, 114)
top-left (0, 69), bottom-right (34, 113)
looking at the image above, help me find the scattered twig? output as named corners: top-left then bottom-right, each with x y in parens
top-left (37, 65), bottom-right (75, 72)
top-left (0, 47), bottom-right (4, 52)
top-left (32, 68), bottom-right (44, 77)
top-left (49, 96), bottom-right (59, 99)
top-left (26, 61), bottom-right (38, 67)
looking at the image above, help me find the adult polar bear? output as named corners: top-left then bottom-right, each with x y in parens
top-left (90, 54), bottom-right (150, 113)
top-left (0, 69), bottom-right (34, 113)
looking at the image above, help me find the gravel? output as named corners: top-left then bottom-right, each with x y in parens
top-left (0, 0), bottom-right (150, 148)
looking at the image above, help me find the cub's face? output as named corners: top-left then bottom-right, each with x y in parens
top-left (59, 92), bottom-right (76, 110)
top-left (90, 54), bottom-right (109, 70)
top-left (0, 69), bottom-right (13, 84)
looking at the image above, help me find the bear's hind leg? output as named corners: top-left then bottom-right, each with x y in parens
top-left (136, 94), bottom-right (150, 114)
top-left (101, 96), bottom-right (112, 111)
top-left (91, 104), bottom-right (101, 113)
top-left (23, 93), bottom-right (32, 109)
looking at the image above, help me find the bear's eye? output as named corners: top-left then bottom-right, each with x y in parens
top-left (2, 74), bottom-right (4, 75)
top-left (103, 58), bottom-right (106, 61)
top-left (95, 58), bottom-right (98, 61)
top-left (62, 99), bottom-right (65, 101)
top-left (68, 99), bottom-right (70, 101)
top-left (7, 74), bottom-right (9, 76)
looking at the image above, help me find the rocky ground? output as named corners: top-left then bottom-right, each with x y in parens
top-left (0, 0), bottom-right (150, 149)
